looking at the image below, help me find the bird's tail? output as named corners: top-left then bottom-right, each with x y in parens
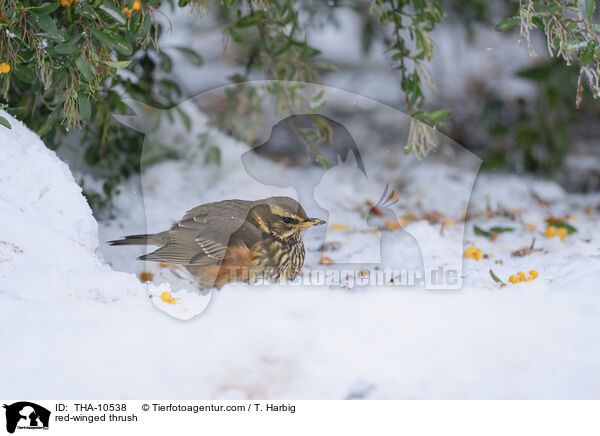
top-left (108, 232), bottom-right (168, 247)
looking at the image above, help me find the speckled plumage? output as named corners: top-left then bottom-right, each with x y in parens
top-left (109, 196), bottom-right (325, 289)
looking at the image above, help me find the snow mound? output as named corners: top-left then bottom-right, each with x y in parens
top-left (0, 111), bottom-right (148, 303)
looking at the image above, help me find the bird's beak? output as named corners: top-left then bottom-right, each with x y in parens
top-left (303, 218), bottom-right (327, 227)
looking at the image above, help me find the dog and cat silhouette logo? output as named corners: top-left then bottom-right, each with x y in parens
top-left (3, 402), bottom-right (50, 433)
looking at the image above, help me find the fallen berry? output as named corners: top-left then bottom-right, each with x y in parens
top-left (545, 226), bottom-right (557, 238)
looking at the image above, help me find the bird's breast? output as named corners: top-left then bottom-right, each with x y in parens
top-left (252, 237), bottom-right (306, 282)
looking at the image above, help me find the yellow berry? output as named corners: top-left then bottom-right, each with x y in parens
top-left (517, 271), bottom-right (526, 282)
top-left (509, 275), bottom-right (519, 284)
top-left (132, 0), bottom-right (141, 10)
top-left (139, 271), bottom-right (154, 282)
top-left (545, 226), bottom-right (557, 238)
top-left (168, 298), bottom-right (178, 305)
top-left (529, 270), bottom-right (538, 279)
top-left (0, 62), bottom-right (10, 74)
top-left (474, 249), bottom-right (484, 261)
top-left (160, 291), bottom-right (172, 302)
top-left (557, 227), bottom-right (567, 241)
top-left (464, 246), bottom-right (477, 259)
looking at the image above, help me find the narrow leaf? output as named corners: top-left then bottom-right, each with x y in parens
top-left (99, 3), bottom-right (127, 25)
top-left (55, 43), bottom-right (77, 55)
top-left (0, 116), bottom-right (12, 130)
top-left (585, 0), bottom-right (596, 20)
top-left (489, 227), bottom-right (515, 234)
top-left (78, 95), bottom-right (92, 124)
top-left (92, 30), bottom-right (133, 56)
top-left (75, 57), bottom-right (94, 81)
top-left (100, 60), bottom-right (132, 69)
top-left (474, 225), bottom-right (492, 237)
top-left (489, 269), bottom-right (506, 286)
top-left (495, 17), bottom-right (520, 32)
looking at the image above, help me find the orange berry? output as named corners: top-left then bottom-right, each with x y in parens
top-left (508, 275), bottom-right (519, 284)
top-left (132, 0), bottom-right (141, 10)
top-left (517, 271), bottom-right (525, 282)
top-left (545, 226), bottom-right (557, 238)
top-left (168, 298), bottom-right (178, 305)
top-left (464, 246), bottom-right (477, 259)
top-left (0, 62), bottom-right (10, 74)
top-left (529, 270), bottom-right (538, 279)
top-left (139, 271), bottom-right (154, 282)
top-left (160, 291), bottom-right (172, 302)
top-left (557, 227), bottom-right (567, 241)
top-left (474, 249), bottom-right (484, 261)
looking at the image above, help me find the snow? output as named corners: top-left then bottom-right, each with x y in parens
top-left (2, 5), bottom-right (600, 399)
top-left (2, 100), bottom-right (600, 399)
top-left (0, 111), bottom-right (138, 304)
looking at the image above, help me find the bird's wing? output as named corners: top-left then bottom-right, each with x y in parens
top-left (139, 200), bottom-right (256, 266)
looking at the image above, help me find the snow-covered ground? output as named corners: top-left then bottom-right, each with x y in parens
top-left (1, 2), bottom-right (599, 401)
top-left (2, 102), bottom-right (600, 399)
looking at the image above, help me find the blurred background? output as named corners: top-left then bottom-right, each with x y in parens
top-left (3, 0), bottom-right (600, 210)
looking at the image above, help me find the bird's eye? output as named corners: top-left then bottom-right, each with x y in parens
top-left (283, 217), bottom-right (291, 224)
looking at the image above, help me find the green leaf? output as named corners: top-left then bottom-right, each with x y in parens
top-left (475, 225), bottom-right (514, 238)
top-left (584, 0), bottom-right (596, 20)
top-left (55, 42), bottom-right (77, 55)
top-left (517, 64), bottom-right (553, 82)
top-left (550, 221), bottom-right (578, 234)
top-left (173, 47), bottom-right (204, 66)
top-left (474, 225), bottom-right (492, 237)
top-left (425, 109), bottom-right (451, 126)
top-left (98, 2), bottom-right (127, 25)
top-left (495, 16), bottom-right (520, 32)
top-left (92, 30), bottom-right (133, 56)
top-left (160, 52), bottom-right (173, 72)
top-left (100, 60), bottom-right (132, 69)
top-left (36, 106), bottom-right (61, 137)
top-left (34, 14), bottom-right (58, 35)
top-left (581, 41), bottom-right (596, 66)
top-left (13, 65), bottom-right (36, 83)
top-left (78, 95), bottom-right (92, 124)
top-left (75, 57), bottom-right (94, 81)
top-left (489, 227), bottom-right (515, 234)
top-left (77, 2), bottom-right (99, 20)
top-left (29, 3), bottom-right (61, 15)
top-left (0, 116), bottom-right (12, 130)
top-left (489, 269), bottom-right (506, 286)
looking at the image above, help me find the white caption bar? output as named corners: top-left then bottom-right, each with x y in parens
top-left (1, 400), bottom-right (599, 436)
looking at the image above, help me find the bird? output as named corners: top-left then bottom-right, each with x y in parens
top-left (109, 196), bottom-right (326, 289)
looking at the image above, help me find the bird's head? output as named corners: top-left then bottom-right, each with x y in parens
top-left (249, 196), bottom-right (326, 241)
